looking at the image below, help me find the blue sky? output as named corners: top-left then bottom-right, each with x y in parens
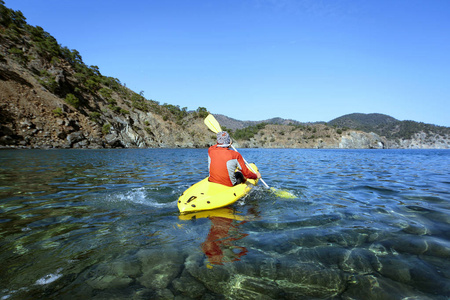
top-left (6, 0), bottom-right (450, 126)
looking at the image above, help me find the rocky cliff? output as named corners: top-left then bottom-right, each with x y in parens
top-left (0, 57), bottom-right (213, 149)
top-left (0, 3), bottom-right (215, 149)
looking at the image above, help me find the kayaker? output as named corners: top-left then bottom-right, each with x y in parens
top-left (208, 131), bottom-right (261, 187)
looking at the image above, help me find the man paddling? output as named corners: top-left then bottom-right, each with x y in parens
top-left (208, 131), bottom-right (261, 187)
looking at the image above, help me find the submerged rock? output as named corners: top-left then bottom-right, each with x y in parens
top-left (109, 260), bottom-right (141, 278)
top-left (226, 274), bottom-right (282, 299)
top-left (172, 269), bottom-right (206, 298)
top-left (275, 260), bottom-right (346, 299)
top-left (136, 248), bottom-right (184, 289)
top-left (86, 275), bottom-right (132, 290)
top-left (183, 249), bottom-right (349, 299)
top-left (342, 274), bottom-right (437, 300)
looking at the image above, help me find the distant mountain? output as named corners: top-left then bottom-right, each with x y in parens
top-left (329, 113), bottom-right (398, 129)
top-left (214, 112), bottom-right (449, 148)
top-left (329, 113), bottom-right (450, 140)
top-left (213, 114), bottom-right (302, 130)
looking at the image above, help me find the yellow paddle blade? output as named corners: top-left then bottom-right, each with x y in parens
top-left (204, 114), bottom-right (222, 134)
top-left (270, 187), bottom-right (297, 199)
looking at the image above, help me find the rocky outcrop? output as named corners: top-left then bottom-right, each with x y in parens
top-left (339, 132), bottom-right (386, 149)
top-left (387, 132), bottom-right (450, 149)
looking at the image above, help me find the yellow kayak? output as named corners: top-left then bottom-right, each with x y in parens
top-left (178, 163), bottom-right (259, 213)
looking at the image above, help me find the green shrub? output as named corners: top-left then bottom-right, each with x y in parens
top-left (8, 47), bottom-right (27, 64)
top-left (85, 79), bottom-right (98, 91)
top-left (39, 77), bottom-right (58, 93)
top-left (162, 103), bottom-right (188, 121)
top-left (108, 104), bottom-right (120, 112)
top-left (234, 123), bottom-right (267, 140)
top-left (52, 107), bottom-right (63, 116)
top-left (64, 93), bottom-right (79, 108)
top-left (8, 47), bottom-right (23, 55)
top-left (102, 123), bottom-right (111, 135)
top-left (89, 112), bottom-right (101, 122)
top-left (99, 87), bottom-right (112, 99)
top-left (196, 107), bottom-right (208, 119)
top-left (131, 92), bottom-right (150, 112)
top-left (51, 56), bottom-right (60, 65)
top-left (74, 72), bottom-right (86, 82)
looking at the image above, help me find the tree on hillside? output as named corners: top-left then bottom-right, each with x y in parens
top-left (0, 4), bottom-right (26, 30)
top-left (233, 123), bottom-right (267, 140)
top-left (196, 107), bottom-right (208, 119)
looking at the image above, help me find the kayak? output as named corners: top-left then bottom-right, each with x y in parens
top-left (178, 163), bottom-right (259, 213)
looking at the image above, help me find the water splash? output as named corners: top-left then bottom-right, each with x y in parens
top-left (34, 268), bottom-right (63, 286)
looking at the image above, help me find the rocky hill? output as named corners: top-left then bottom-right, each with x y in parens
top-left (329, 113), bottom-right (398, 129)
top-left (214, 114), bottom-right (302, 130)
top-left (329, 113), bottom-right (450, 148)
top-left (214, 113), bottom-right (449, 149)
top-left (0, 2), bottom-right (214, 149)
top-left (1, 3), bottom-right (449, 150)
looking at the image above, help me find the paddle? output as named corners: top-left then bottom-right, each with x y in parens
top-left (204, 114), bottom-right (296, 199)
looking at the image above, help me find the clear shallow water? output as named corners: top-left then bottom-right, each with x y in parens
top-left (0, 149), bottom-right (449, 299)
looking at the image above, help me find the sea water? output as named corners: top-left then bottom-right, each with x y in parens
top-left (0, 149), bottom-right (449, 299)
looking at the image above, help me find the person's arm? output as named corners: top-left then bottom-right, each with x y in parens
top-left (236, 154), bottom-right (260, 179)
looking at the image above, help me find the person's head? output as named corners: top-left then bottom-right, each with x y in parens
top-left (217, 131), bottom-right (231, 147)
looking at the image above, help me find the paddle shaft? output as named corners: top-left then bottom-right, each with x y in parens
top-left (230, 145), bottom-right (270, 189)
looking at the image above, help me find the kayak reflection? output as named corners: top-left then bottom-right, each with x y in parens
top-left (202, 215), bottom-right (248, 265)
top-left (179, 207), bottom-right (255, 265)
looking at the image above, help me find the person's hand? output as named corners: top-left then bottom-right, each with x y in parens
top-left (256, 172), bottom-right (262, 179)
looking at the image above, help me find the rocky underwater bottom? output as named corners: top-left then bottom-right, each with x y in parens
top-left (26, 218), bottom-right (447, 300)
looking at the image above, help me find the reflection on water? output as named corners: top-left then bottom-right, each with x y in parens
top-left (202, 215), bottom-right (248, 266)
top-left (0, 149), bottom-right (449, 299)
top-left (181, 208), bottom-right (253, 266)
